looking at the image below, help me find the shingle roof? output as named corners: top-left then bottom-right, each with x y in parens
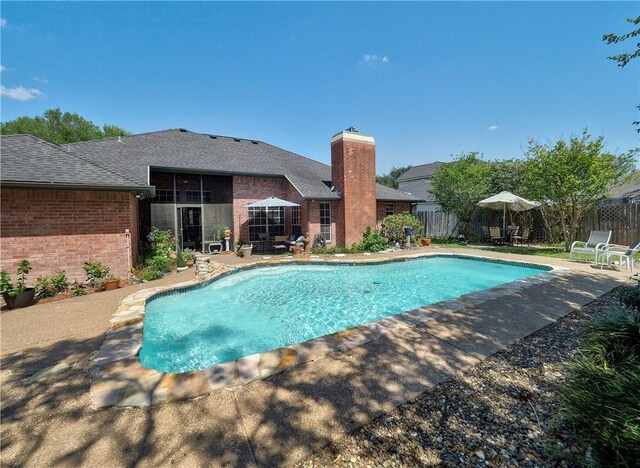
top-left (605, 172), bottom-right (640, 203)
top-left (0, 134), bottom-right (152, 191)
top-left (396, 178), bottom-right (437, 202)
top-left (69, 129), bottom-right (421, 201)
top-left (396, 162), bottom-right (445, 182)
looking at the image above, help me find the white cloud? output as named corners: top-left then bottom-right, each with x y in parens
top-left (34, 76), bottom-right (49, 84)
top-left (360, 54), bottom-right (390, 65)
top-left (1, 85), bottom-right (43, 101)
top-left (0, 18), bottom-right (6, 27)
top-left (487, 125), bottom-right (498, 131)
top-left (0, 65), bottom-right (5, 72)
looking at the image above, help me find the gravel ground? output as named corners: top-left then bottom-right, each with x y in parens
top-left (298, 289), bottom-right (630, 467)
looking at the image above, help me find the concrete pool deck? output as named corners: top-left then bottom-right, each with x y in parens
top-left (0, 246), bottom-right (631, 466)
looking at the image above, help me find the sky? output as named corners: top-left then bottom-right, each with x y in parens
top-left (1, 1), bottom-right (638, 174)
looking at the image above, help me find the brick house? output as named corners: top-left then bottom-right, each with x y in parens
top-left (1, 129), bottom-right (421, 280)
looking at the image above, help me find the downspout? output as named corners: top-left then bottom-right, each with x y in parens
top-left (200, 173), bottom-right (205, 254)
top-left (173, 172), bottom-right (179, 255)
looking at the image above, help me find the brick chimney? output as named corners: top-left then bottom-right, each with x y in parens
top-left (331, 129), bottom-right (377, 247)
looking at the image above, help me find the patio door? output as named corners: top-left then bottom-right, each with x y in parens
top-left (177, 206), bottom-right (202, 251)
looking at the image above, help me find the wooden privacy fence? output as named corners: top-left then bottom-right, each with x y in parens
top-left (415, 203), bottom-right (639, 245)
top-left (577, 203), bottom-right (639, 246)
top-left (415, 211), bottom-right (459, 238)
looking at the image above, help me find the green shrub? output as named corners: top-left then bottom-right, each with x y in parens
top-left (82, 262), bottom-right (110, 288)
top-left (310, 246), bottom-right (354, 255)
top-left (132, 265), bottom-right (165, 282)
top-left (35, 271), bottom-right (69, 299)
top-left (560, 310), bottom-right (640, 465)
top-left (620, 285), bottom-right (640, 312)
top-left (0, 259), bottom-right (33, 297)
top-left (380, 213), bottom-right (423, 244)
top-left (352, 226), bottom-right (390, 252)
top-left (70, 281), bottom-right (87, 296)
top-left (143, 228), bottom-right (176, 274)
top-left (176, 252), bottom-right (187, 268)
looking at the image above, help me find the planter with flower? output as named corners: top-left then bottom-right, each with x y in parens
top-left (181, 248), bottom-right (197, 267)
top-left (1, 260), bottom-right (36, 309)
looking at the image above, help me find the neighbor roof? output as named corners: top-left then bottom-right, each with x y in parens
top-left (603, 173), bottom-right (640, 203)
top-left (68, 129), bottom-right (422, 202)
top-left (396, 162), bottom-right (445, 182)
top-left (0, 134), bottom-right (153, 193)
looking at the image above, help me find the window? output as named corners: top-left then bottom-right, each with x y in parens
top-left (184, 190), bottom-right (212, 203)
top-left (320, 202), bottom-right (331, 241)
top-left (248, 207), bottom-right (285, 241)
top-left (385, 203), bottom-right (395, 216)
top-left (153, 189), bottom-right (179, 203)
top-left (291, 206), bottom-right (301, 235)
top-left (185, 190), bottom-right (201, 203)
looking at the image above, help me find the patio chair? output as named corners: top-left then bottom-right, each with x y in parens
top-left (601, 236), bottom-right (640, 274)
top-left (512, 227), bottom-right (531, 246)
top-left (481, 226), bottom-right (491, 242)
top-left (272, 235), bottom-right (289, 255)
top-left (569, 230), bottom-right (611, 264)
top-left (489, 227), bottom-right (505, 245)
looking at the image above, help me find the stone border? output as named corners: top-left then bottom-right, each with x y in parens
top-left (89, 253), bottom-right (568, 409)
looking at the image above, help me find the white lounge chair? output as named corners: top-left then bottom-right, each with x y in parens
top-left (569, 230), bottom-right (611, 264)
top-left (601, 236), bottom-right (640, 274)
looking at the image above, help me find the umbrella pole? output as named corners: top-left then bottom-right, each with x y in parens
top-left (503, 203), bottom-right (506, 233)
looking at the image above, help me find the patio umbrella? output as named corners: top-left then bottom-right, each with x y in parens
top-left (476, 191), bottom-right (539, 232)
top-left (245, 196), bottom-right (300, 238)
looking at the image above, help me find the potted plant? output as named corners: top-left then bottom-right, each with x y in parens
top-left (176, 252), bottom-right (189, 271)
top-left (181, 248), bottom-right (196, 267)
top-left (82, 261), bottom-right (111, 290)
top-left (421, 237), bottom-right (432, 246)
top-left (102, 275), bottom-right (120, 291)
top-left (1, 259), bottom-right (36, 309)
top-left (237, 243), bottom-right (253, 257)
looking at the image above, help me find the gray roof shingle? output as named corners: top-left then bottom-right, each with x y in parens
top-left (0, 134), bottom-right (151, 191)
top-left (396, 162), bottom-right (445, 182)
top-left (69, 129), bottom-right (422, 201)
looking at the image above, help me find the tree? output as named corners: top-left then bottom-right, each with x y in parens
top-left (522, 131), bottom-right (637, 251)
top-left (376, 165), bottom-right (412, 189)
top-left (603, 16), bottom-right (640, 132)
top-left (603, 16), bottom-right (640, 67)
top-left (488, 159), bottom-right (525, 195)
top-left (0, 108), bottom-right (131, 144)
top-left (429, 153), bottom-right (492, 238)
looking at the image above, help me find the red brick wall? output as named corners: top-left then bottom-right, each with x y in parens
top-left (1, 188), bottom-right (138, 282)
top-left (376, 202), bottom-right (412, 225)
top-left (331, 134), bottom-right (377, 247)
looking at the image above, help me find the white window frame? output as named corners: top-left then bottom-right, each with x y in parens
top-left (320, 202), bottom-right (331, 242)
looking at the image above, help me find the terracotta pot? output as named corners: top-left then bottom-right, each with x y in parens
top-left (186, 260), bottom-right (194, 267)
top-left (421, 238), bottom-right (432, 246)
top-left (103, 279), bottom-right (120, 291)
top-left (292, 246), bottom-right (302, 255)
top-left (2, 288), bottom-right (35, 309)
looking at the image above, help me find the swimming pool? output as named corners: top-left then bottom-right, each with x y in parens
top-left (139, 256), bottom-right (547, 373)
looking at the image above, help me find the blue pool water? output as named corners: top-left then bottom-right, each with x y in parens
top-left (139, 257), bottom-right (545, 372)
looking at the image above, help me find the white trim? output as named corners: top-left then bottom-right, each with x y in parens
top-left (330, 131), bottom-right (375, 145)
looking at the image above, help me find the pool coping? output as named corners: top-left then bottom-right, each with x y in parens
top-left (89, 253), bottom-right (568, 409)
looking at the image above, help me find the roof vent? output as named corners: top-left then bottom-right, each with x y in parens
top-left (209, 135), bottom-right (217, 139)
top-left (117, 136), bottom-right (122, 143)
top-left (345, 126), bottom-right (359, 133)
top-left (251, 140), bottom-right (258, 144)
top-left (234, 138), bottom-right (241, 142)
top-left (179, 128), bottom-right (187, 132)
